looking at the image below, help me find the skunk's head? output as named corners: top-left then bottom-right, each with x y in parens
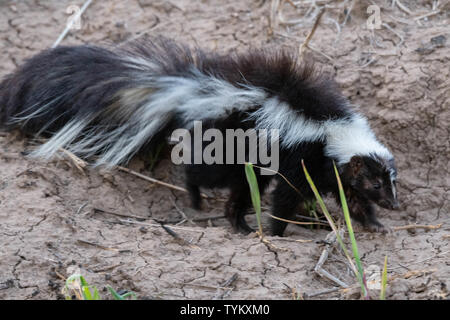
top-left (341, 155), bottom-right (399, 210)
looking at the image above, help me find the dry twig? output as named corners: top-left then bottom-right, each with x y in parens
top-left (389, 250), bottom-right (449, 270)
top-left (93, 207), bottom-right (147, 221)
top-left (117, 166), bottom-right (210, 199)
top-left (382, 22), bottom-right (404, 48)
top-left (160, 223), bottom-right (198, 248)
top-left (414, 10), bottom-right (441, 21)
top-left (92, 263), bottom-right (122, 273)
top-left (76, 239), bottom-right (130, 253)
top-left (169, 197), bottom-right (197, 226)
top-left (393, 223), bottom-right (442, 231)
top-left (264, 211), bottom-right (329, 227)
top-left (59, 148), bottom-right (87, 174)
top-left (314, 229), bottom-right (349, 288)
top-left (393, 0), bottom-right (413, 15)
top-left (118, 218), bottom-right (205, 233)
top-left (298, 7), bottom-right (326, 60)
top-left (213, 273), bottom-right (239, 300)
top-left (304, 287), bottom-right (340, 298)
top-left (53, 0), bottom-right (94, 48)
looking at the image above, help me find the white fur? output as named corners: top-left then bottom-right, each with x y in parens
top-left (391, 180), bottom-right (397, 201)
top-left (30, 71), bottom-right (267, 166)
top-left (28, 69), bottom-right (392, 167)
top-left (251, 97), bottom-right (393, 165)
top-left (30, 117), bottom-right (92, 159)
top-left (324, 114), bottom-right (393, 165)
top-left (388, 167), bottom-right (397, 200)
top-left (9, 96), bottom-right (63, 126)
top-left (94, 73), bottom-right (267, 165)
top-left (251, 97), bottom-right (326, 147)
top-left (123, 56), bottom-right (161, 72)
top-left (138, 70), bottom-right (267, 126)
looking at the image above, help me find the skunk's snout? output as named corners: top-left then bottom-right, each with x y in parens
top-left (391, 200), bottom-right (400, 210)
top-left (378, 199), bottom-right (400, 210)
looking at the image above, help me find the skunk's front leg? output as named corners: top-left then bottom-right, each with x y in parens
top-left (270, 181), bottom-right (302, 236)
top-left (346, 193), bottom-right (390, 233)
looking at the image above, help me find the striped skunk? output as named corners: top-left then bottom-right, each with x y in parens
top-left (0, 37), bottom-right (399, 236)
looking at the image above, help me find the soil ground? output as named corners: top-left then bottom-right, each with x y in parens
top-left (0, 0), bottom-right (449, 300)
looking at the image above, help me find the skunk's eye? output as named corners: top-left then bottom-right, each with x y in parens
top-left (373, 183), bottom-right (381, 189)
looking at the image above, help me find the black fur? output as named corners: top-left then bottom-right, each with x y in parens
top-left (0, 37), bottom-right (398, 236)
top-left (0, 46), bottom-right (133, 134)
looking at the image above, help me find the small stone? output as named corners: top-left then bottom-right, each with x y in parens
top-left (139, 226), bottom-right (148, 234)
top-left (430, 35), bottom-right (446, 47)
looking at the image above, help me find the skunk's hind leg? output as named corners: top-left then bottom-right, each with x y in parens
top-left (225, 185), bottom-right (253, 234)
top-left (186, 182), bottom-right (202, 210)
top-left (226, 175), bottom-right (272, 234)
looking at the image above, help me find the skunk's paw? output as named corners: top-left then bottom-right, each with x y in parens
top-left (366, 221), bottom-right (392, 234)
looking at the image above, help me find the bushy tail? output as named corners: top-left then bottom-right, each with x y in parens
top-left (0, 38), bottom-right (267, 167)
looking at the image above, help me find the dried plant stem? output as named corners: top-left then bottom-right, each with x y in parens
top-left (298, 7), bottom-right (326, 60)
top-left (76, 239), bottom-right (123, 252)
top-left (264, 211), bottom-right (329, 227)
top-left (382, 22), bottom-right (404, 48)
top-left (341, 0), bottom-right (355, 27)
top-left (393, 223), bottom-right (442, 231)
top-left (170, 197), bottom-right (197, 226)
top-left (268, 0), bottom-right (282, 36)
top-left (414, 10), bottom-right (441, 21)
top-left (305, 287), bottom-right (340, 298)
top-left (52, 0), bottom-right (94, 48)
top-left (160, 224), bottom-right (197, 248)
top-left (117, 166), bottom-right (187, 192)
top-left (314, 230), bottom-right (349, 288)
top-left (306, 44), bottom-right (334, 62)
top-left (285, 0), bottom-right (297, 8)
top-left (272, 238), bottom-right (313, 243)
top-left (93, 208), bottom-right (146, 221)
top-left (212, 273), bottom-right (238, 300)
top-left (389, 251), bottom-right (449, 270)
top-left (56, 149), bottom-right (216, 202)
top-left (118, 219), bottom-right (205, 233)
top-left (307, 267), bottom-right (436, 298)
top-left (246, 163), bottom-right (303, 196)
top-left (393, 0), bottom-right (413, 15)
top-left (59, 148), bottom-right (87, 174)
top-left (117, 166), bottom-right (209, 199)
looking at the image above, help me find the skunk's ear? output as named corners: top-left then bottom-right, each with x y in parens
top-left (349, 156), bottom-right (363, 176)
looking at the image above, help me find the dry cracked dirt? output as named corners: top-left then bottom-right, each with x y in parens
top-left (0, 0), bottom-right (449, 300)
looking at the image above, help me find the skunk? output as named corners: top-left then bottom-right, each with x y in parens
top-left (0, 37), bottom-right (399, 236)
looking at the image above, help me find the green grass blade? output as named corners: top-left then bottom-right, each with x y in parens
top-left (82, 286), bottom-right (93, 300)
top-left (79, 275), bottom-right (88, 287)
top-left (332, 162), bottom-right (369, 298)
top-left (245, 163), bottom-right (263, 235)
top-left (75, 275), bottom-right (99, 300)
top-left (301, 161), bottom-right (354, 265)
top-left (65, 274), bottom-right (85, 300)
top-left (107, 286), bottom-right (125, 300)
top-left (107, 286), bottom-right (136, 300)
top-left (380, 255), bottom-right (388, 300)
top-left (120, 292), bottom-right (137, 300)
top-left (93, 287), bottom-right (101, 300)
top-left (302, 160), bottom-right (371, 297)
top-left (78, 276), bottom-right (92, 300)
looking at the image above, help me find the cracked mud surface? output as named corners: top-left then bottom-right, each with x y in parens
top-left (0, 0), bottom-right (449, 299)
